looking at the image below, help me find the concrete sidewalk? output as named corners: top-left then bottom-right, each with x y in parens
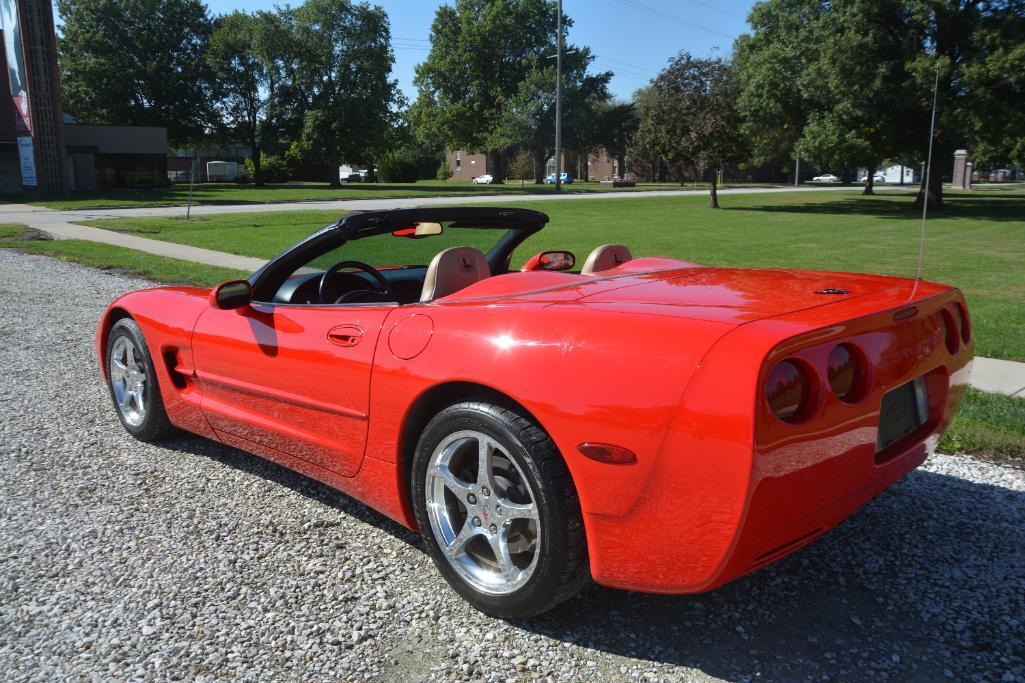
top-left (0, 182), bottom-right (907, 225)
top-left (970, 357), bottom-right (1025, 398)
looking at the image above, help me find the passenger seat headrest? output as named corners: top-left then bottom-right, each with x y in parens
top-left (581, 244), bottom-right (632, 275)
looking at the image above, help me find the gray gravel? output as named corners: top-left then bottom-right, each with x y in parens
top-left (1, 248), bottom-right (1023, 682)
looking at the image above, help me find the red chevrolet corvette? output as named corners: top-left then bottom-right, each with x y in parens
top-left (97, 207), bottom-right (972, 617)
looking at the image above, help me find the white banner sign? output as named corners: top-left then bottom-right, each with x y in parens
top-left (17, 135), bottom-right (36, 188)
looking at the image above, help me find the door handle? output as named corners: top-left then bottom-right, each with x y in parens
top-left (327, 325), bottom-right (363, 347)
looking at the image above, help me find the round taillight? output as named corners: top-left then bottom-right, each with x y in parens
top-left (827, 344), bottom-right (863, 403)
top-left (955, 302), bottom-right (971, 344)
top-left (766, 360), bottom-right (810, 423)
top-left (940, 309), bottom-right (959, 355)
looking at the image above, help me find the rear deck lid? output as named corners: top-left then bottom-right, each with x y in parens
top-left (574, 268), bottom-right (903, 324)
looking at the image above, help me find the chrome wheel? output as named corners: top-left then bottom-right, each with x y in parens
top-left (425, 430), bottom-right (541, 595)
top-left (110, 336), bottom-right (147, 427)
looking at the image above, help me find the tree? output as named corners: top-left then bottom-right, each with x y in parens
top-left (596, 102), bottom-right (638, 180)
top-left (496, 49), bottom-right (612, 183)
top-left (508, 150), bottom-right (534, 188)
top-left (57, 0), bottom-right (216, 145)
top-left (208, 11), bottom-right (277, 185)
top-left (639, 53), bottom-right (747, 208)
top-left (797, 1), bottom-right (920, 194)
top-left (733, 0), bottom-right (820, 172)
top-left (961, 7), bottom-right (1025, 171)
top-left (436, 159), bottom-right (454, 181)
top-left (735, 0), bottom-right (1025, 208)
top-left (412, 0), bottom-right (575, 181)
top-left (291, 0), bottom-right (398, 185)
top-left (628, 86), bottom-right (666, 181)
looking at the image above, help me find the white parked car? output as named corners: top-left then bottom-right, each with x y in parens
top-left (812, 173), bottom-right (840, 182)
top-left (471, 174), bottom-right (493, 185)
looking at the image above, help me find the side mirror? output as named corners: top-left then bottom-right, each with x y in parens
top-left (538, 250), bottom-right (575, 271)
top-left (211, 279), bottom-right (252, 310)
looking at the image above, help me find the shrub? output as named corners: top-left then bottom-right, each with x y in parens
top-left (244, 154), bottom-right (290, 183)
top-left (436, 159), bottom-right (453, 181)
top-left (377, 152), bottom-right (419, 183)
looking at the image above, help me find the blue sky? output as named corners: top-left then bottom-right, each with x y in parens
top-left (198, 0), bottom-right (756, 101)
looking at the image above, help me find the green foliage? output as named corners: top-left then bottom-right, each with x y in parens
top-left (734, 0), bottom-right (1025, 205)
top-left (245, 155), bottom-right (290, 183)
top-left (435, 159), bottom-right (453, 181)
top-left (638, 53), bottom-right (747, 207)
top-left (56, 0), bottom-right (216, 145)
top-left (289, 0), bottom-right (398, 182)
top-left (508, 150), bottom-right (534, 187)
top-left (411, 0), bottom-right (611, 172)
top-left (377, 153), bottom-right (419, 183)
top-left (207, 11), bottom-right (276, 184)
top-left (595, 102), bottom-right (638, 179)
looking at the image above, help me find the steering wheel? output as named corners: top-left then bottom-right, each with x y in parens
top-left (318, 260), bottom-right (394, 305)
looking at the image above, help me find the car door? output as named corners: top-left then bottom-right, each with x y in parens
top-left (191, 302), bottom-right (394, 478)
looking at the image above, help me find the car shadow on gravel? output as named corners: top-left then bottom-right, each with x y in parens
top-left (520, 468), bottom-right (1025, 681)
top-left (159, 434), bottom-right (422, 549)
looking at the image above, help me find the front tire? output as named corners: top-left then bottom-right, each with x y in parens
top-left (411, 400), bottom-right (589, 618)
top-left (106, 318), bottom-right (178, 442)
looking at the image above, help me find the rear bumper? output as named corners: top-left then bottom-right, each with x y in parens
top-left (583, 286), bottom-right (973, 594)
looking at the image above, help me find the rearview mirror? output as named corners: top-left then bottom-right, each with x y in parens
top-left (211, 279), bottom-right (252, 310)
top-left (538, 250), bottom-right (575, 271)
top-left (391, 221), bottom-right (444, 238)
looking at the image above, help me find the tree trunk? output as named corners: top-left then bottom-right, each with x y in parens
top-left (914, 150), bottom-right (945, 210)
top-left (617, 149), bottom-right (626, 180)
top-left (862, 166), bottom-right (875, 195)
top-left (487, 149), bottom-right (505, 183)
top-left (533, 149), bottom-right (545, 184)
top-left (329, 140), bottom-right (341, 187)
top-left (709, 167), bottom-right (719, 209)
top-left (252, 143), bottom-right (263, 186)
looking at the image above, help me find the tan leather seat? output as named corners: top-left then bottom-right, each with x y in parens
top-left (420, 247), bottom-right (491, 302)
top-left (580, 244), bottom-right (632, 275)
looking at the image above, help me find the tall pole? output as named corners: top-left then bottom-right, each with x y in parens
top-left (554, 0), bottom-right (563, 192)
top-left (794, 155), bottom-right (800, 187)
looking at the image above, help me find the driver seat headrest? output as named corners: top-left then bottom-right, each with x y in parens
top-left (581, 244), bottom-right (632, 275)
top-left (420, 247), bottom-right (491, 302)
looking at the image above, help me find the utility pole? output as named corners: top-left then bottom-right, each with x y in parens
top-left (794, 155), bottom-right (800, 187)
top-left (554, 0), bottom-right (563, 192)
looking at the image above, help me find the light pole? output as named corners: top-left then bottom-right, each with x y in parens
top-left (548, 1), bottom-right (577, 193)
top-left (554, 0), bottom-right (563, 192)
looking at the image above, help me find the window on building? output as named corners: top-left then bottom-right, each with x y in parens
top-left (455, 150), bottom-right (461, 169)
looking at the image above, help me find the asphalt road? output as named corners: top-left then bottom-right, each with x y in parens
top-left (1, 249), bottom-right (1023, 682)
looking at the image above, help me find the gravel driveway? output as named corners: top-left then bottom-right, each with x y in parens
top-left (1, 249), bottom-right (1023, 682)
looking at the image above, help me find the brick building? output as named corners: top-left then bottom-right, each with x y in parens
top-left (0, 0), bottom-right (167, 196)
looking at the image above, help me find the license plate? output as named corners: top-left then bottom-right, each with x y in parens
top-left (876, 376), bottom-right (929, 452)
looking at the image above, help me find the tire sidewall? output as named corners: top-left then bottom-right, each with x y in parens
top-left (106, 319), bottom-right (163, 440)
top-left (411, 402), bottom-right (577, 618)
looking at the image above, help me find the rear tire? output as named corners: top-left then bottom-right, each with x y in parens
top-left (106, 318), bottom-right (178, 442)
top-left (411, 399), bottom-right (589, 618)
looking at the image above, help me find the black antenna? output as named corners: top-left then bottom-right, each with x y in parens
top-left (916, 62), bottom-right (941, 282)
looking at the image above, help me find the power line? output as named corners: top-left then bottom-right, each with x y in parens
top-left (610, 0), bottom-right (736, 39)
top-left (593, 53), bottom-right (660, 76)
top-left (682, 0), bottom-right (745, 21)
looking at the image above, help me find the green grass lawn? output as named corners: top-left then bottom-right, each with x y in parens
top-left (0, 179), bottom-right (779, 211)
top-left (0, 226), bottom-right (248, 286)
top-left (939, 389), bottom-right (1025, 463)
top-left (81, 188), bottom-right (1025, 361)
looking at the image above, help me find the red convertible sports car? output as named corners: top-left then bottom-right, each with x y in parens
top-left (97, 207), bottom-right (972, 617)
